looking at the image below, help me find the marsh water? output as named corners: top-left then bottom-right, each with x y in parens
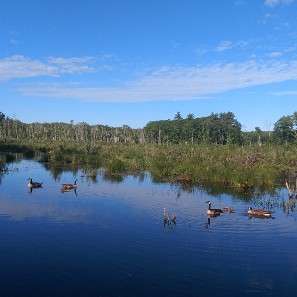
top-left (0, 159), bottom-right (297, 297)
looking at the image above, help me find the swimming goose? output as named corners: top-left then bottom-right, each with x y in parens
top-left (247, 207), bottom-right (272, 218)
top-left (223, 207), bottom-right (235, 213)
top-left (163, 208), bottom-right (176, 225)
top-left (27, 178), bottom-right (43, 188)
top-left (61, 179), bottom-right (78, 191)
top-left (206, 201), bottom-right (223, 216)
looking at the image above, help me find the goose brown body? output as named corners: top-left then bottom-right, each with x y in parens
top-left (61, 180), bottom-right (78, 191)
top-left (223, 207), bottom-right (235, 213)
top-left (248, 207), bottom-right (272, 218)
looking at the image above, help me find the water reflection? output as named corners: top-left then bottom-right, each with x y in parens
top-left (0, 155), bottom-right (296, 209)
top-left (1, 150), bottom-right (288, 199)
top-left (0, 159), bottom-right (297, 297)
top-left (61, 188), bottom-right (78, 197)
top-left (283, 197), bottom-right (297, 214)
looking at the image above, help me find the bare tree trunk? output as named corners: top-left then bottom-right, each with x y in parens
top-left (158, 128), bottom-right (161, 145)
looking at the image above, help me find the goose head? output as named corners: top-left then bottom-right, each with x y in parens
top-left (206, 201), bottom-right (212, 209)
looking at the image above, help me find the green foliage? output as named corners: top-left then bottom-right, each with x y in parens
top-left (186, 113), bottom-right (195, 120)
top-left (274, 114), bottom-right (297, 143)
top-left (1, 110), bottom-right (297, 146)
top-left (1, 140), bottom-right (297, 196)
top-left (145, 112), bottom-right (242, 144)
top-left (1, 110), bottom-right (297, 196)
top-left (106, 158), bottom-right (127, 174)
top-left (0, 111), bottom-right (245, 145)
top-left (0, 112), bottom-right (5, 122)
top-left (174, 112), bottom-right (183, 120)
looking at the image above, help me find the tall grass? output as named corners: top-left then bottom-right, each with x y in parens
top-left (1, 140), bottom-right (296, 195)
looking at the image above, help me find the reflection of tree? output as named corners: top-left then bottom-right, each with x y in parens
top-left (81, 169), bottom-right (98, 184)
top-left (167, 179), bottom-right (280, 200)
top-left (201, 183), bottom-right (281, 200)
top-left (283, 198), bottom-right (297, 214)
top-left (103, 172), bottom-right (124, 183)
top-left (32, 160), bottom-right (297, 213)
top-left (0, 153), bottom-right (18, 184)
top-left (42, 163), bottom-right (63, 181)
top-left (130, 172), bottom-right (146, 183)
top-left (41, 162), bottom-right (80, 181)
top-left (0, 149), bottom-right (287, 201)
top-left (0, 163), bottom-right (5, 184)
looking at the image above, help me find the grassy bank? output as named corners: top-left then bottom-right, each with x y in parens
top-left (1, 140), bottom-right (296, 195)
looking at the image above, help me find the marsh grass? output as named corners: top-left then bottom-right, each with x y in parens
top-left (1, 140), bottom-right (296, 195)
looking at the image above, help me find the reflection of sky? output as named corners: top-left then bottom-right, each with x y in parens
top-left (0, 160), bottom-right (296, 231)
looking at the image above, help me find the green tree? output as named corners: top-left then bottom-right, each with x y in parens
top-left (186, 113), bottom-right (195, 120)
top-left (174, 112), bottom-right (183, 120)
top-left (0, 112), bottom-right (5, 122)
top-left (274, 115), bottom-right (295, 143)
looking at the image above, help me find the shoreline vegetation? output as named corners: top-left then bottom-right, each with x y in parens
top-left (1, 111), bottom-right (297, 196)
top-left (1, 141), bottom-right (297, 196)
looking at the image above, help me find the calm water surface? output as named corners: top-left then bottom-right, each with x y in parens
top-left (0, 160), bottom-right (297, 297)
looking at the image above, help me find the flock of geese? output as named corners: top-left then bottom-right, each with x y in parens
top-left (28, 178), bottom-right (273, 224)
top-left (206, 201), bottom-right (272, 218)
top-left (27, 178), bottom-right (78, 192)
top-left (164, 201), bottom-right (272, 226)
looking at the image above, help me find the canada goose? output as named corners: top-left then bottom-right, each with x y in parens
top-left (223, 207), bottom-right (235, 213)
top-left (27, 178), bottom-right (42, 188)
top-left (163, 208), bottom-right (176, 225)
top-left (206, 201), bottom-right (223, 216)
top-left (0, 167), bottom-right (8, 173)
top-left (247, 207), bottom-right (272, 218)
top-left (61, 179), bottom-right (78, 191)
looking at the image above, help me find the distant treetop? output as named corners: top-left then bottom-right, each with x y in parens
top-left (174, 112), bottom-right (183, 120)
top-left (187, 113), bottom-right (195, 120)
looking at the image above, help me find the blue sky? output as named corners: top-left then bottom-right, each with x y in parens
top-left (0, 0), bottom-right (297, 130)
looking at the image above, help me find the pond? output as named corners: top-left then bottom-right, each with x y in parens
top-left (0, 159), bottom-right (297, 297)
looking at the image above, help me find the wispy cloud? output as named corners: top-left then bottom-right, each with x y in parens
top-left (0, 55), bottom-right (96, 81)
top-left (215, 40), bottom-right (248, 52)
top-left (267, 51), bottom-right (283, 58)
top-left (264, 0), bottom-right (295, 7)
top-left (215, 41), bottom-right (234, 52)
top-left (19, 59), bottom-right (297, 102)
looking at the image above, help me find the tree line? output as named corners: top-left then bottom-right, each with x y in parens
top-left (0, 111), bottom-right (296, 145)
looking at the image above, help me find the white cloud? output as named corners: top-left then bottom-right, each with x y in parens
top-left (18, 59), bottom-right (297, 102)
top-left (0, 55), bottom-right (95, 81)
top-left (47, 56), bottom-right (95, 74)
top-left (264, 0), bottom-right (295, 6)
top-left (215, 41), bottom-right (234, 52)
top-left (215, 40), bottom-right (248, 52)
top-left (268, 51), bottom-right (283, 57)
